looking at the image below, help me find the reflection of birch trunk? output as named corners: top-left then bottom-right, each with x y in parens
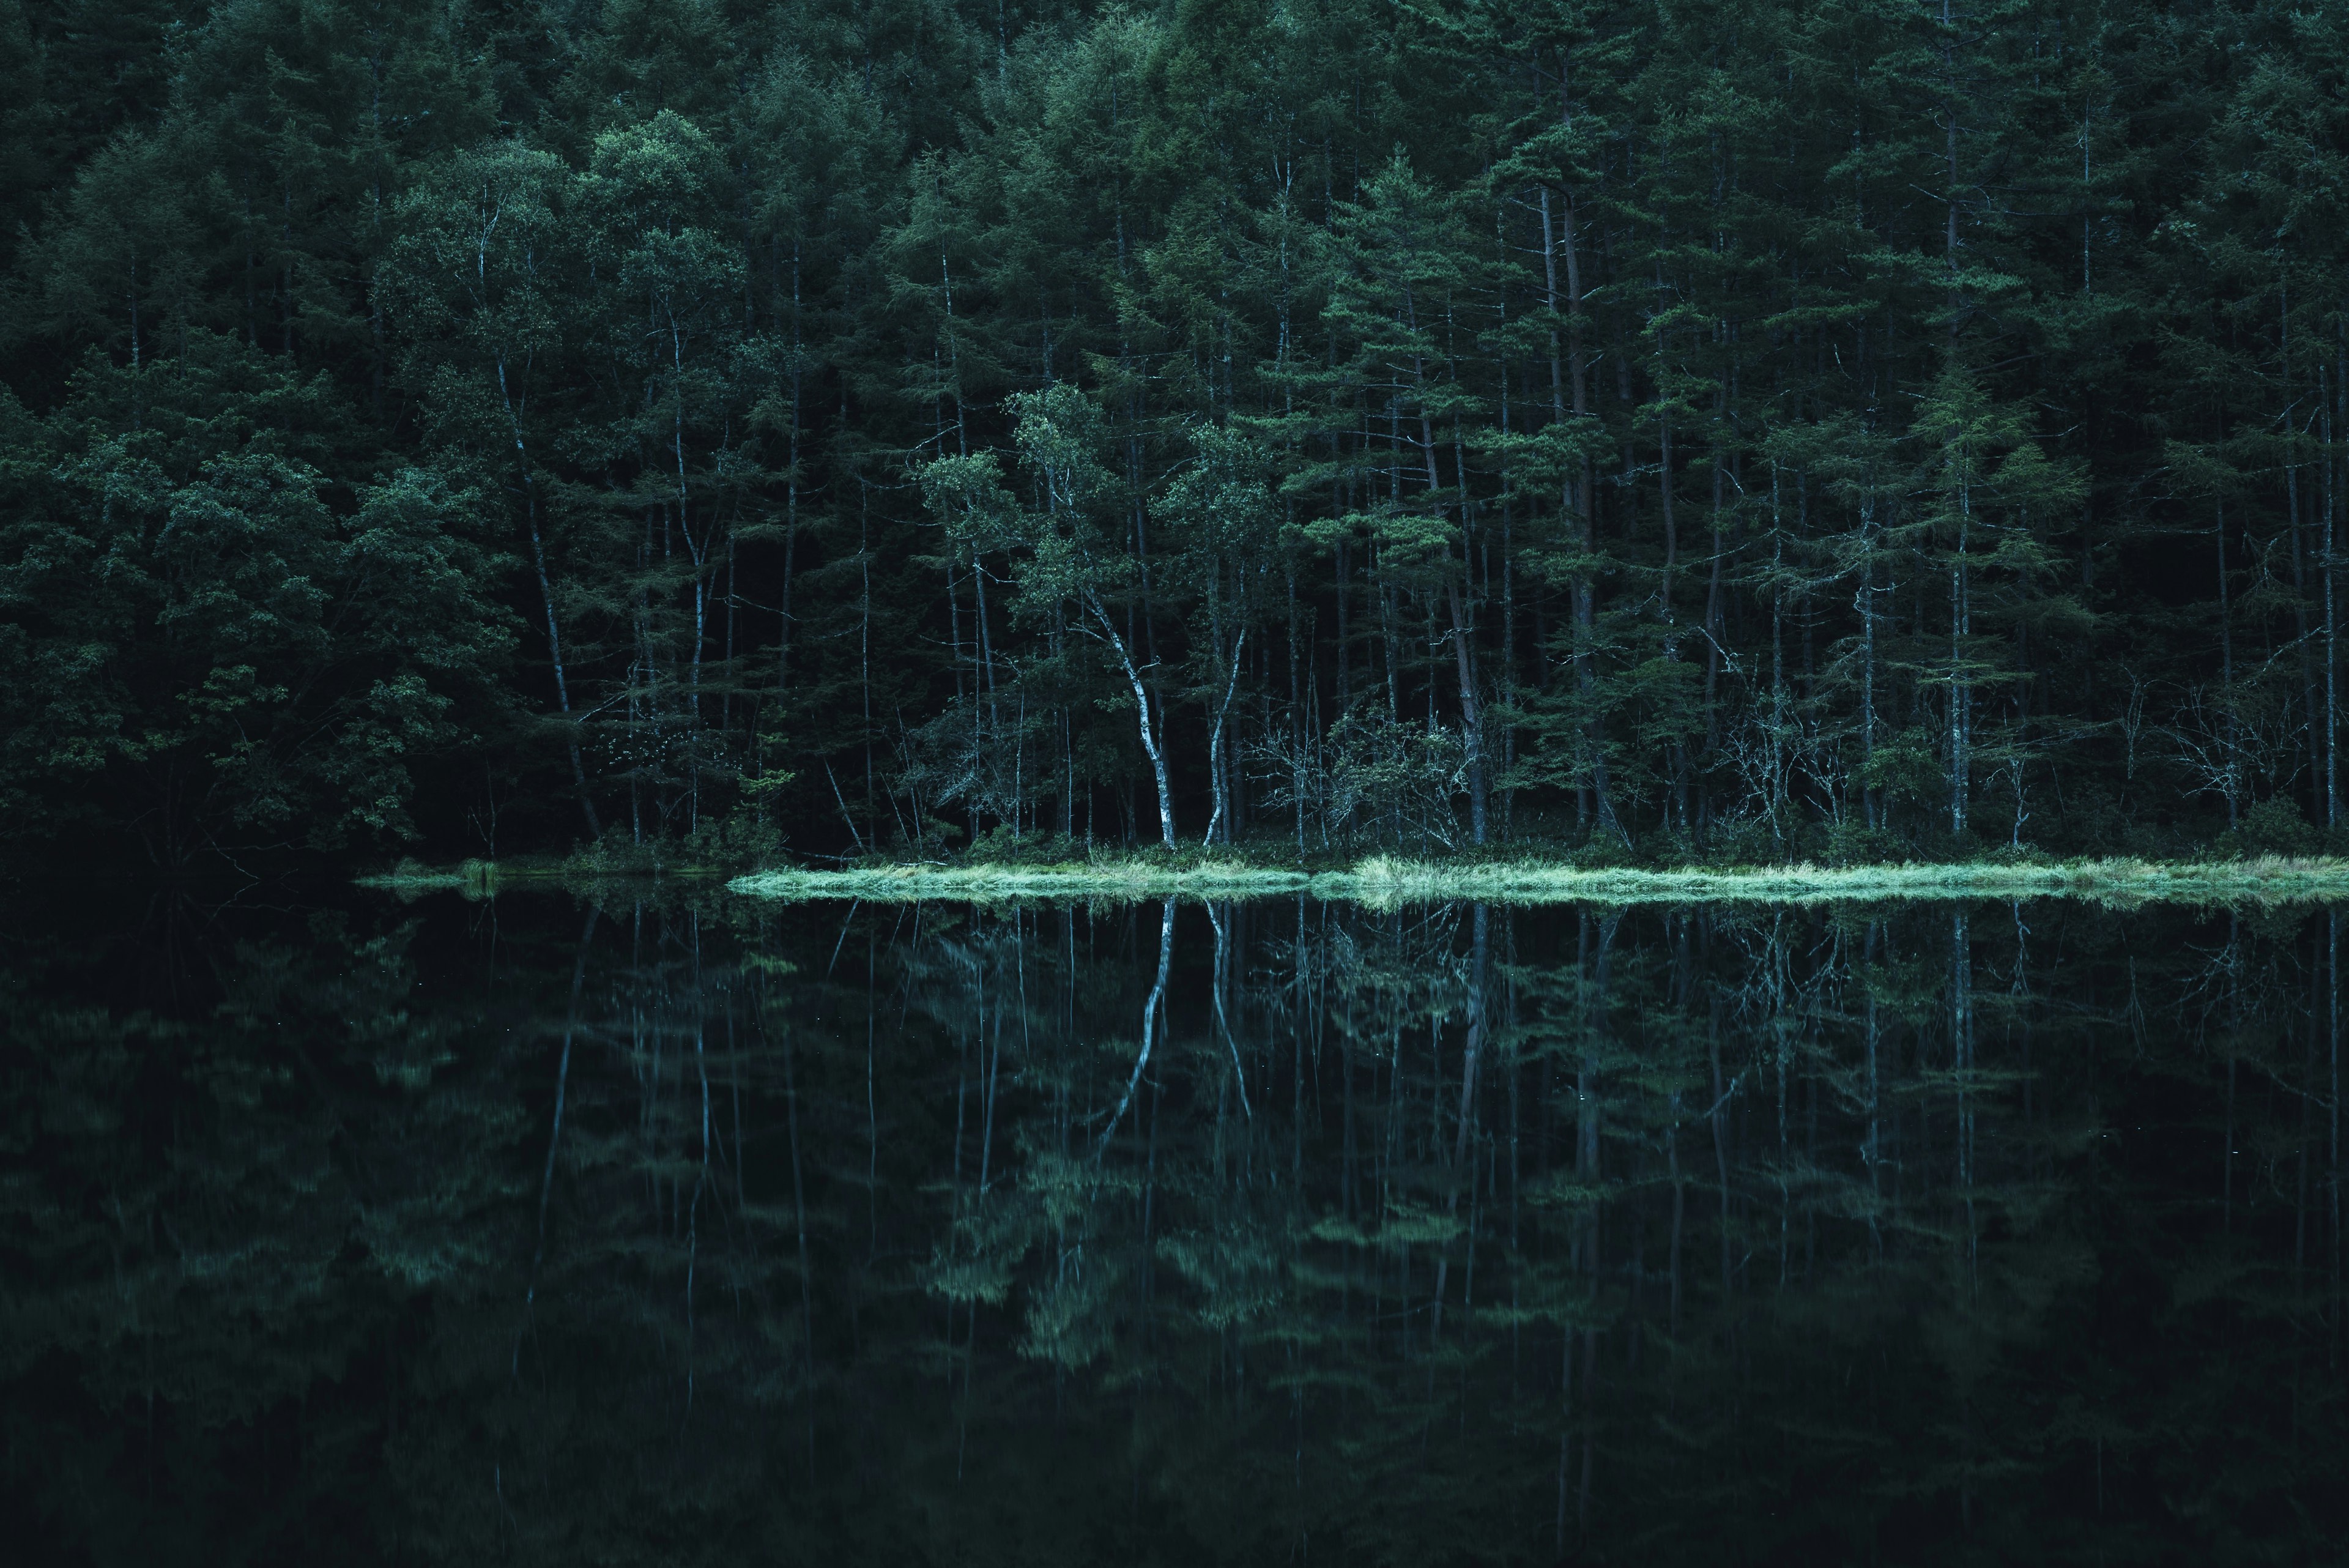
top-left (1710, 987), bottom-right (1733, 1304)
top-left (978, 942), bottom-right (1000, 1195)
top-left (2222, 912), bottom-right (2238, 1232)
top-left (1554, 1312), bottom-right (1573, 1560)
top-left (2332, 910), bottom-right (2342, 1336)
top-left (1562, 909), bottom-right (1615, 1542)
top-left (686, 916), bottom-right (708, 1407)
top-left (1865, 921), bottom-right (1883, 1262)
top-left (1207, 902), bottom-right (1253, 1117)
top-left (1431, 905), bottom-right (1488, 1342)
top-left (1666, 1090), bottom-right (1683, 1337)
top-left (1773, 912), bottom-right (1791, 1290)
top-left (520, 904), bottom-right (600, 1360)
top-left (782, 1006), bottom-right (815, 1367)
top-left (1099, 899), bottom-right (1175, 1154)
top-left (1953, 907), bottom-right (1975, 1285)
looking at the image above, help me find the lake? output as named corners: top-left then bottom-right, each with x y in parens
top-left (3, 885), bottom-right (2341, 1563)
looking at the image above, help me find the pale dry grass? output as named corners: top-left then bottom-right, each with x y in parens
top-left (725, 853), bottom-right (2349, 907)
top-left (728, 857), bottom-right (1310, 903)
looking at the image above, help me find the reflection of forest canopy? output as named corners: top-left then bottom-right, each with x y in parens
top-left (10, 1), bottom-right (2349, 868)
top-left (2, 892), bottom-right (2341, 1562)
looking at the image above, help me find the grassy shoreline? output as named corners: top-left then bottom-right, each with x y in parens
top-left (357, 852), bottom-right (2349, 906)
top-left (719, 853), bottom-right (2349, 907)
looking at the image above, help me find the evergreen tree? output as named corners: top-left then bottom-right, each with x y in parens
top-left (2, 0), bottom-right (2348, 868)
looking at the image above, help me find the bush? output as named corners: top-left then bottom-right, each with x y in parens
top-left (2208, 798), bottom-right (2321, 860)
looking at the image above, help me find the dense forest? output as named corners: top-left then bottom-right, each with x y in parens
top-left (4, 0), bottom-right (2347, 871)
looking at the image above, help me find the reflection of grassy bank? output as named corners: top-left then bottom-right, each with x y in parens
top-left (354, 858), bottom-right (502, 898)
top-left (726, 853), bottom-right (2349, 907)
top-left (355, 857), bottom-right (687, 897)
top-left (354, 850), bottom-right (731, 900)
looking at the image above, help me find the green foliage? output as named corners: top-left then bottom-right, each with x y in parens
top-left (0, 336), bottom-right (514, 859)
top-left (2, 0), bottom-right (2348, 872)
top-left (2208, 797), bottom-right (2323, 861)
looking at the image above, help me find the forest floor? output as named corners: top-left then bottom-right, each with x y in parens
top-left (360, 852), bottom-right (2349, 906)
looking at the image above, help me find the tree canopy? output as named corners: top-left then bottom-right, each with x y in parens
top-left (6, 0), bottom-right (2349, 868)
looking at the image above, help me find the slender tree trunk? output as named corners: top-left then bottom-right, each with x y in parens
top-left (1545, 183), bottom-right (1618, 840)
top-left (1951, 472), bottom-right (1972, 841)
top-left (1448, 581), bottom-right (1487, 844)
top-left (2219, 496), bottom-right (2236, 828)
top-left (1203, 622), bottom-right (1247, 847)
top-left (499, 355), bottom-right (599, 839)
top-left (1088, 592), bottom-right (1175, 848)
top-left (1861, 495), bottom-right (1880, 830)
top-left (2329, 349), bottom-right (2340, 831)
top-left (1657, 287), bottom-right (1690, 836)
top-left (779, 239), bottom-right (804, 715)
top-left (1288, 567), bottom-right (1306, 854)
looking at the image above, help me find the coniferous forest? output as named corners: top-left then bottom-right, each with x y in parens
top-left (4, 0), bottom-right (2348, 872)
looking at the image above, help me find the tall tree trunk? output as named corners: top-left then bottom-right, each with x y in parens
top-left (1449, 581), bottom-right (1487, 844)
top-left (2329, 346), bottom-right (2340, 831)
top-left (2218, 496), bottom-right (2236, 829)
top-left (1088, 591), bottom-right (1176, 848)
top-left (1951, 472), bottom-right (1972, 841)
top-left (1545, 182), bottom-right (1619, 841)
top-left (499, 355), bottom-right (599, 840)
top-left (1203, 619), bottom-right (1247, 847)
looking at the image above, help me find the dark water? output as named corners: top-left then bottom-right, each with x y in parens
top-left (3, 887), bottom-right (2344, 1565)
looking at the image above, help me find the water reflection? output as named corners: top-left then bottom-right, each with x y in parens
top-left (2, 891), bottom-right (2343, 1563)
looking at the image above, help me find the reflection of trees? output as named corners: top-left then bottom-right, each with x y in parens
top-left (2, 891), bottom-right (2345, 1562)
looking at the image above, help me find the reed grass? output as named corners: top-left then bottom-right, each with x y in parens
top-left (724, 853), bottom-right (2349, 907)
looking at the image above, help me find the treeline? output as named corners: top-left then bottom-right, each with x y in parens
top-left (3, 0), bottom-right (2347, 868)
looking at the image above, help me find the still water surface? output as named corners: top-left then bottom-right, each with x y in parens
top-left (4, 888), bottom-right (2343, 1563)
